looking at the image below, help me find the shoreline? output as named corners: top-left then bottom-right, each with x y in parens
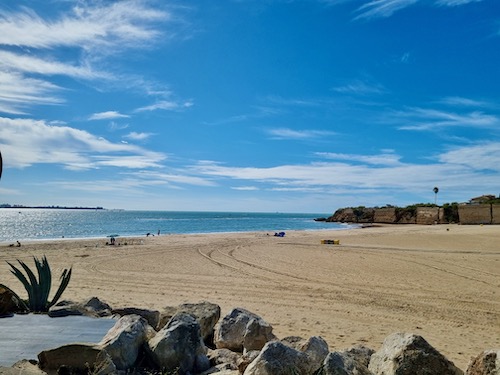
top-left (1, 224), bottom-right (498, 369)
top-left (0, 224), bottom-right (360, 246)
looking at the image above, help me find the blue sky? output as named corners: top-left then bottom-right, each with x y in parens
top-left (0, 0), bottom-right (499, 213)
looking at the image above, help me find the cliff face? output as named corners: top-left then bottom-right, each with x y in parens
top-left (327, 207), bottom-right (443, 224)
top-left (328, 204), bottom-right (497, 225)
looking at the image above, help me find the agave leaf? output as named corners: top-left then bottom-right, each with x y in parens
top-left (48, 267), bottom-right (72, 309)
top-left (35, 256), bottom-right (52, 309)
top-left (7, 261), bottom-right (34, 304)
top-left (18, 259), bottom-right (43, 311)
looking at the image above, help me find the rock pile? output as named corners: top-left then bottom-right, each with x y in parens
top-left (0, 297), bottom-right (498, 375)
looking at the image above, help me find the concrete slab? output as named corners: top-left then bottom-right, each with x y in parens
top-left (0, 314), bottom-right (116, 366)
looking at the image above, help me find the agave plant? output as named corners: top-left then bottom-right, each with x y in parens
top-left (7, 256), bottom-right (72, 313)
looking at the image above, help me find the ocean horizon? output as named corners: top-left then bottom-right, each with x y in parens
top-left (0, 209), bottom-right (352, 243)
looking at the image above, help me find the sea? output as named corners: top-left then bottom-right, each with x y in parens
top-left (0, 209), bottom-right (352, 243)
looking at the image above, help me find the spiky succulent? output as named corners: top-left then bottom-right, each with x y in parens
top-left (7, 256), bottom-right (72, 313)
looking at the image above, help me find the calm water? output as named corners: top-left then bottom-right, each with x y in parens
top-left (0, 209), bottom-right (350, 242)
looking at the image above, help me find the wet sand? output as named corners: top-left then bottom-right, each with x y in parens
top-left (1, 224), bottom-right (499, 369)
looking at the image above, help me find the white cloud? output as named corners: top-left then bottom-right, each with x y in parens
top-left (266, 128), bottom-right (335, 140)
top-left (438, 142), bottom-right (500, 172)
top-left (124, 132), bottom-right (154, 141)
top-left (355, 0), bottom-right (419, 20)
top-left (0, 51), bottom-right (109, 80)
top-left (0, 71), bottom-right (63, 114)
top-left (435, 0), bottom-right (482, 6)
top-left (0, 1), bottom-right (169, 50)
top-left (89, 111), bottom-right (130, 120)
top-left (316, 151), bottom-right (402, 166)
top-left (352, 0), bottom-right (482, 19)
top-left (189, 146), bottom-right (500, 195)
top-left (0, 1), bottom-right (175, 114)
top-left (0, 117), bottom-right (165, 170)
top-left (135, 100), bottom-right (194, 112)
top-left (333, 80), bottom-right (386, 95)
top-left (438, 96), bottom-right (490, 108)
top-left (232, 186), bottom-right (259, 191)
top-left (396, 108), bottom-right (499, 131)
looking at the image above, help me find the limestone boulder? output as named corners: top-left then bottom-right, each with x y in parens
top-left (97, 314), bottom-right (152, 370)
top-left (207, 348), bottom-right (243, 370)
top-left (281, 336), bottom-right (330, 373)
top-left (146, 312), bottom-right (210, 374)
top-left (343, 345), bottom-right (375, 368)
top-left (322, 351), bottom-right (373, 375)
top-left (112, 307), bottom-right (160, 329)
top-left (159, 301), bottom-right (221, 340)
top-left (38, 344), bottom-right (116, 375)
top-left (243, 341), bottom-right (316, 375)
top-left (465, 349), bottom-right (500, 375)
top-left (214, 308), bottom-right (276, 352)
top-left (368, 332), bottom-right (463, 375)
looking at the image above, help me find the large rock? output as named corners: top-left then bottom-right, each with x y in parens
top-left (0, 360), bottom-right (48, 375)
top-left (159, 301), bottom-right (221, 341)
top-left (343, 345), bottom-right (375, 369)
top-left (38, 344), bottom-right (116, 375)
top-left (368, 332), bottom-right (463, 375)
top-left (112, 307), bottom-right (160, 329)
top-left (465, 349), bottom-right (500, 375)
top-left (214, 308), bottom-right (276, 352)
top-left (281, 336), bottom-right (330, 373)
top-left (97, 314), bottom-right (152, 370)
top-left (48, 300), bottom-right (84, 317)
top-left (322, 351), bottom-right (372, 375)
top-left (207, 348), bottom-right (243, 371)
top-left (48, 297), bottom-right (113, 318)
top-left (84, 297), bottom-right (113, 317)
top-left (146, 312), bottom-right (210, 374)
top-left (0, 284), bottom-right (27, 316)
top-left (243, 340), bottom-right (322, 375)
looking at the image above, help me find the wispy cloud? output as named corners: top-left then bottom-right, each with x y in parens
top-left (135, 99), bottom-right (194, 112)
top-left (0, 1), bottom-right (174, 114)
top-left (89, 111), bottom-right (130, 120)
top-left (0, 71), bottom-right (63, 115)
top-left (352, 0), bottom-right (482, 19)
top-left (354, 0), bottom-right (419, 20)
top-left (438, 142), bottom-right (500, 172)
top-left (435, 0), bottom-right (482, 6)
top-left (188, 143), bottom-right (500, 195)
top-left (316, 151), bottom-right (402, 166)
top-left (397, 108), bottom-right (499, 131)
top-left (266, 128), bottom-right (336, 140)
top-left (438, 96), bottom-right (490, 108)
top-left (0, 117), bottom-right (165, 170)
top-left (0, 1), bottom-right (169, 50)
top-left (124, 132), bottom-right (154, 141)
top-left (332, 80), bottom-right (386, 95)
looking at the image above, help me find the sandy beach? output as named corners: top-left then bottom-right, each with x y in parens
top-left (1, 224), bottom-right (499, 369)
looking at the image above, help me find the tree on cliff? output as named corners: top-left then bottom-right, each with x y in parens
top-left (433, 187), bottom-right (439, 205)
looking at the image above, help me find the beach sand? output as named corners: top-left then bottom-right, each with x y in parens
top-left (1, 224), bottom-right (499, 369)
